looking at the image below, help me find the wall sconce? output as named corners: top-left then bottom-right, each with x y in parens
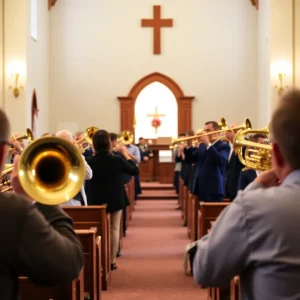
top-left (8, 61), bottom-right (25, 98)
top-left (275, 73), bottom-right (288, 96)
top-left (271, 61), bottom-right (291, 96)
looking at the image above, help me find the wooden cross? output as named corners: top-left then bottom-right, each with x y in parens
top-left (147, 106), bottom-right (166, 133)
top-left (141, 5), bottom-right (173, 55)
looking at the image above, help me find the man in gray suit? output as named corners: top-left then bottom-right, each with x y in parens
top-left (193, 89), bottom-right (300, 300)
top-left (0, 109), bottom-right (84, 299)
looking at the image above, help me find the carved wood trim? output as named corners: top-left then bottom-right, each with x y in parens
top-left (48, 0), bottom-right (58, 11)
top-left (118, 72), bottom-right (194, 136)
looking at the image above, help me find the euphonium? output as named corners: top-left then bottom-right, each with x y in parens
top-left (118, 130), bottom-right (134, 146)
top-left (233, 125), bottom-right (272, 171)
top-left (1, 137), bottom-right (86, 204)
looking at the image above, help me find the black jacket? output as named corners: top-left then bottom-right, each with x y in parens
top-left (238, 169), bottom-right (257, 191)
top-left (0, 193), bottom-right (84, 300)
top-left (86, 152), bottom-right (139, 212)
top-left (224, 152), bottom-right (244, 201)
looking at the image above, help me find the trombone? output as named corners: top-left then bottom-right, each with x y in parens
top-left (233, 125), bottom-right (272, 171)
top-left (75, 126), bottom-right (99, 152)
top-left (171, 118), bottom-right (252, 146)
top-left (9, 128), bottom-right (34, 152)
top-left (118, 130), bottom-right (134, 146)
top-left (0, 137), bottom-right (86, 205)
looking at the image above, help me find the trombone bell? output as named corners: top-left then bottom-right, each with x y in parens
top-left (119, 131), bottom-right (134, 146)
top-left (18, 137), bottom-right (86, 205)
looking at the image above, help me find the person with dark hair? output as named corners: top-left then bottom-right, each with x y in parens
top-left (191, 121), bottom-right (230, 202)
top-left (0, 109), bottom-right (84, 299)
top-left (193, 89), bottom-right (300, 300)
top-left (237, 133), bottom-right (270, 191)
top-left (85, 130), bottom-right (139, 270)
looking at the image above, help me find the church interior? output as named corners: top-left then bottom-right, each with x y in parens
top-left (0, 0), bottom-right (299, 299)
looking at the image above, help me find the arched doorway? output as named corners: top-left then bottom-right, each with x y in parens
top-left (118, 72), bottom-right (194, 135)
top-left (31, 89), bottom-right (39, 137)
top-left (134, 81), bottom-right (178, 143)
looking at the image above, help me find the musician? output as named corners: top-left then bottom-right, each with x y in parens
top-left (192, 121), bottom-right (230, 202)
top-left (136, 137), bottom-right (153, 161)
top-left (237, 133), bottom-right (269, 191)
top-left (6, 132), bottom-right (24, 164)
top-left (173, 133), bottom-right (186, 195)
top-left (224, 124), bottom-right (245, 201)
top-left (110, 132), bottom-right (130, 238)
top-left (0, 109), bottom-right (84, 299)
top-left (86, 130), bottom-right (139, 270)
top-left (193, 89), bottom-right (300, 300)
top-left (125, 140), bottom-right (141, 201)
top-left (73, 131), bottom-right (93, 158)
top-left (55, 130), bottom-right (93, 206)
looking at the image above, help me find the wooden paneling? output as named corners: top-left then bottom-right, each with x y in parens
top-left (159, 162), bottom-right (174, 183)
top-left (118, 72), bottom-right (194, 134)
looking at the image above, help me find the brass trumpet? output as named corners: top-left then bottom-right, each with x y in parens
top-left (1, 137), bottom-right (86, 205)
top-left (0, 164), bottom-right (14, 192)
top-left (118, 130), bottom-right (134, 146)
top-left (233, 125), bottom-right (272, 171)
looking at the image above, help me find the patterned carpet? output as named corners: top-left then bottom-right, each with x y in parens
top-left (102, 200), bottom-right (207, 300)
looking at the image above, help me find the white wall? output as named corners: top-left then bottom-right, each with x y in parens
top-left (0, 0), bottom-right (3, 109)
top-left (269, 0), bottom-right (293, 111)
top-left (257, 0), bottom-right (271, 127)
top-left (4, 0), bottom-right (27, 132)
top-left (26, 0), bottom-right (49, 136)
top-left (294, 0), bottom-right (300, 87)
top-left (49, 0), bottom-right (258, 134)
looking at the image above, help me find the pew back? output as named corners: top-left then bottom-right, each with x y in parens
top-left (197, 202), bottom-right (230, 239)
top-left (63, 206), bottom-right (110, 290)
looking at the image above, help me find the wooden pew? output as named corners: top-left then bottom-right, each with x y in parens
top-left (179, 177), bottom-right (184, 218)
top-left (230, 276), bottom-right (240, 300)
top-left (190, 195), bottom-right (199, 241)
top-left (63, 206), bottom-right (110, 290)
top-left (197, 202), bottom-right (230, 239)
top-left (19, 268), bottom-right (84, 300)
top-left (187, 192), bottom-right (193, 239)
top-left (183, 185), bottom-right (189, 225)
top-left (75, 228), bottom-right (101, 300)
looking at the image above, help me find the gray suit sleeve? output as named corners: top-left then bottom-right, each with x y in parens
top-left (193, 195), bottom-right (250, 287)
top-left (18, 203), bottom-right (84, 285)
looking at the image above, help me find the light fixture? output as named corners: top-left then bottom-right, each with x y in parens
top-left (271, 61), bottom-right (291, 96)
top-left (8, 61), bottom-right (25, 98)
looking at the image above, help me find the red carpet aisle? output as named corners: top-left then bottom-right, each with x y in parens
top-left (102, 200), bottom-right (206, 300)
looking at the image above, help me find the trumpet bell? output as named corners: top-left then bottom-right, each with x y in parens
top-left (18, 137), bottom-right (86, 205)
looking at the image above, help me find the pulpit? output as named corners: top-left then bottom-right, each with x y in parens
top-left (139, 137), bottom-right (174, 184)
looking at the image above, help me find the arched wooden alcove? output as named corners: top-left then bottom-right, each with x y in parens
top-left (118, 72), bottom-right (194, 134)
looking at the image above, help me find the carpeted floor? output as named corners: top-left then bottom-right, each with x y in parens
top-left (102, 200), bottom-right (207, 300)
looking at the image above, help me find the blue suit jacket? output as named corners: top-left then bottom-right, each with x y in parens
top-left (237, 169), bottom-right (257, 191)
top-left (192, 140), bottom-right (230, 201)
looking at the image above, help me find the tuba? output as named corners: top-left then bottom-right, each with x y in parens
top-left (233, 125), bottom-right (272, 171)
top-left (1, 137), bottom-right (86, 205)
top-left (118, 130), bottom-right (134, 146)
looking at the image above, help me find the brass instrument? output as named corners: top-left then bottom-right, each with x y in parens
top-left (233, 125), bottom-right (272, 171)
top-left (75, 126), bottom-right (99, 152)
top-left (0, 164), bottom-right (14, 192)
top-left (9, 128), bottom-right (34, 151)
top-left (1, 137), bottom-right (86, 204)
top-left (118, 130), bottom-right (134, 146)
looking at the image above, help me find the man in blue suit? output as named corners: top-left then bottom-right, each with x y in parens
top-left (192, 121), bottom-right (230, 202)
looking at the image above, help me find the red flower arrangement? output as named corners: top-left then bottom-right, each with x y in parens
top-left (151, 118), bottom-right (161, 129)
